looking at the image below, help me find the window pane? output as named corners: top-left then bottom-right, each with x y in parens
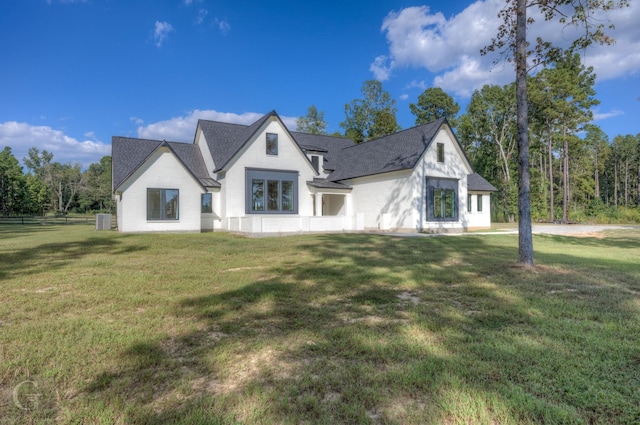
top-left (201, 193), bottom-right (212, 213)
top-left (147, 189), bottom-right (161, 220)
top-left (445, 189), bottom-right (455, 218)
top-left (434, 189), bottom-right (443, 218)
top-left (467, 194), bottom-right (472, 212)
top-left (281, 181), bottom-right (294, 211)
top-left (267, 180), bottom-right (279, 211)
top-left (437, 143), bottom-right (444, 162)
top-left (252, 179), bottom-right (264, 211)
top-left (266, 133), bottom-right (278, 155)
top-left (477, 194), bottom-right (483, 212)
top-left (165, 189), bottom-right (179, 219)
top-left (311, 156), bottom-right (319, 173)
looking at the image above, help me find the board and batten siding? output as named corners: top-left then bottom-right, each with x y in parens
top-left (116, 148), bottom-right (205, 232)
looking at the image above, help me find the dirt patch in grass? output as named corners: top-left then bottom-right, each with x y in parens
top-left (397, 291), bottom-right (421, 304)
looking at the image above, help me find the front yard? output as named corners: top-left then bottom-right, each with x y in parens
top-left (1, 225), bottom-right (639, 424)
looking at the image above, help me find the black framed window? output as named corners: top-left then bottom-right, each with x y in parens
top-left (266, 133), bottom-right (278, 155)
top-left (201, 193), bottom-right (212, 213)
top-left (437, 143), bottom-right (445, 162)
top-left (426, 178), bottom-right (458, 221)
top-left (246, 169), bottom-right (298, 214)
top-left (147, 188), bottom-right (179, 220)
top-left (477, 194), bottom-right (483, 212)
top-left (311, 155), bottom-right (320, 173)
top-left (467, 194), bottom-right (472, 212)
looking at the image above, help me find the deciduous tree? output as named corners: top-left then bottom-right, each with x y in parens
top-left (296, 105), bottom-right (328, 135)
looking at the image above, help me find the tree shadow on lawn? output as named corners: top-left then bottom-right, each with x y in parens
top-left (83, 233), bottom-right (640, 424)
top-left (0, 223), bottom-right (60, 239)
top-left (0, 233), bottom-right (147, 281)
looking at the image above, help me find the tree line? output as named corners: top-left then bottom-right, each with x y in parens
top-left (0, 147), bottom-right (112, 217)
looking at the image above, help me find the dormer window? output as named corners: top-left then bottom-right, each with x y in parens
top-left (266, 133), bottom-right (278, 155)
top-left (311, 155), bottom-right (320, 173)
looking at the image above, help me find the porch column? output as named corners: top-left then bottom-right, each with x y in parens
top-left (314, 193), bottom-right (323, 216)
top-left (345, 193), bottom-right (353, 216)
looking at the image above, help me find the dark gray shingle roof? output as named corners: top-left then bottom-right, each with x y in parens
top-left (112, 137), bottom-right (219, 191)
top-left (467, 173), bottom-right (498, 191)
top-left (326, 118), bottom-right (447, 182)
top-left (292, 132), bottom-right (354, 171)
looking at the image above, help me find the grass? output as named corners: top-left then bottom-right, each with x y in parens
top-left (1, 225), bottom-right (639, 424)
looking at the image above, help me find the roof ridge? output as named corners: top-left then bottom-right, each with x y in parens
top-left (338, 117), bottom-right (444, 151)
top-left (197, 119), bottom-right (249, 128)
top-left (290, 131), bottom-right (352, 141)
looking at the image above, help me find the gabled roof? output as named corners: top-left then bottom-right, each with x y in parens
top-left (468, 173), bottom-right (498, 192)
top-left (112, 136), bottom-right (219, 191)
top-left (325, 118), bottom-right (447, 182)
top-left (198, 111), bottom-right (277, 172)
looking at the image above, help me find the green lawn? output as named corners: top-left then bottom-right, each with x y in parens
top-left (1, 225), bottom-right (639, 424)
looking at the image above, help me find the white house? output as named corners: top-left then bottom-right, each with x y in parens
top-left (112, 111), bottom-right (496, 234)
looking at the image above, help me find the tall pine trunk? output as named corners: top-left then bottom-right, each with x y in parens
top-left (547, 126), bottom-right (554, 222)
top-left (594, 150), bottom-right (600, 199)
top-left (637, 162), bottom-right (640, 206)
top-left (614, 161), bottom-right (618, 207)
top-left (625, 158), bottom-right (629, 206)
top-left (516, 0), bottom-right (534, 266)
top-left (563, 126), bottom-right (569, 223)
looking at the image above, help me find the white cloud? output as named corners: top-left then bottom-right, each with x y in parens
top-left (195, 9), bottom-right (208, 25)
top-left (374, 1), bottom-right (640, 97)
top-left (215, 18), bottom-right (231, 35)
top-left (370, 55), bottom-right (393, 81)
top-left (593, 109), bottom-right (624, 121)
top-left (130, 116), bottom-right (144, 126)
top-left (137, 109), bottom-right (298, 142)
top-left (406, 80), bottom-right (427, 90)
top-left (0, 121), bottom-right (110, 167)
top-left (153, 21), bottom-right (174, 47)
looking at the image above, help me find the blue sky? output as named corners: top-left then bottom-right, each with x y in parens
top-left (1, 0), bottom-right (639, 167)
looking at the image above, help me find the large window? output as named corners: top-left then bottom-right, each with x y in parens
top-left (246, 169), bottom-right (298, 214)
top-left (147, 189), bottom-right (179, 220)
top-left (426, 178), bottom-right (458, 221)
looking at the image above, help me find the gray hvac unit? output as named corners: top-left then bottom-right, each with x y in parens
top-left (95, 214), bottom-right (112, 230)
